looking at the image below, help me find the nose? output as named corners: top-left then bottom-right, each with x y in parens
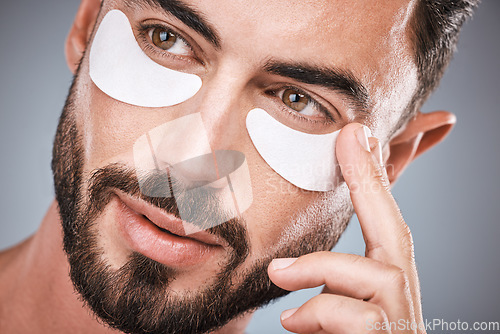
top-left (167, 67), bottom-right (250, 184)
top-left (134, 68), bottom-right (251, 188)
top-left (132, 70), bottom-right (254, 220)
top-left (198, 60), bottom-right (252, 147)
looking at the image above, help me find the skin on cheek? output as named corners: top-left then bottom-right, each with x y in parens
top-left (86, 86), bottom-right (148, 166)
top-left (263, 183), bottom-right (353, 257)
top-left (242, 175), bottom-right (343, 256)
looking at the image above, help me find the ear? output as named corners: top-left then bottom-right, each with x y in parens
top-left (65, 0), bottom-right (101, 74)
top-left (384, 110), bottom-right (456, 184)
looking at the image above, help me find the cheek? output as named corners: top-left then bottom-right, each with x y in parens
top-left (83, 86), bottom-right (157, 169)
top-left (242, 162), bottom-right (326, 254)
top-left (242, 108), bottom-right (345, 252)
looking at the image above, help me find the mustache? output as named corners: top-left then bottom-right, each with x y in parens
top-left (86, 163), bottom-right (249, 264)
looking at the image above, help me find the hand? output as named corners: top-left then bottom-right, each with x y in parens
top-left (268, 123), bottom-right (424, 334)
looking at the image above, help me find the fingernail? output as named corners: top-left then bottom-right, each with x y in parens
top-left (271, 258), bottom-right (298, 271)
top-left (355, 125), bottom-right (372, 152)
top-left (371, 140), bottom-right (383, 165)
top-left (281, 307), bottom-right (298, 321)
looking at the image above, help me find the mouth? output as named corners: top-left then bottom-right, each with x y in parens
top-left (114, 190), bottom-right (226, 267)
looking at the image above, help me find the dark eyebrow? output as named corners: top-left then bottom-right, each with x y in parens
top-left (264, 60), bottom-right (370, 113)
top-left (124, 0), bottom-right (221, 48)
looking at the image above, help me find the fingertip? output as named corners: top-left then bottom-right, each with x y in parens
top-left (280, 306), bottom-right (321, 334)
top-left (270, 258), bottom-right (298, 271)
top-left (280, 307), bottom-right (301, 333)
top-left (268, 258), bottom-right (298, 284)
top-left (280, 307), bottom-right (299, 322)
top-left (337, 122), bottom-right (365, 145)
top-left (335, 123), bottom-right (367, 166)
top-left (267, 260), bottom-right (278, 281)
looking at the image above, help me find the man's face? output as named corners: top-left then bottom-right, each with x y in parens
top-left (53, 0), bottom-right (418, 333)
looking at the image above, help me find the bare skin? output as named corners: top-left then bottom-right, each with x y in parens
top-left (0, 0), bottom-right (458, 333)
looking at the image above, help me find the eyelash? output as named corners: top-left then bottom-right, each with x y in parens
top-left (136, 23), bottom-right (197, 63)
top-left (267, 86), bottom-right (336, 125)
top-left (136, 23), bottom-right (335, 126)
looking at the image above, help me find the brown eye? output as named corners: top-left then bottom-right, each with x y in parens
top-left (282, 89), bottom-right (310, 112)
top-left (151, 27), bottom-right (177, 50)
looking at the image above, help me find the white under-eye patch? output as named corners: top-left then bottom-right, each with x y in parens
top-left (246, 108), bottom-right (341, 192)
top-left (89, 10), bottom-right (202, 107)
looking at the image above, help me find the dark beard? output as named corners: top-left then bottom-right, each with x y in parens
top-left (51, 76), bottom-right (353, 334)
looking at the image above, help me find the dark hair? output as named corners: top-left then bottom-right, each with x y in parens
top-left (398, 0), bottom-right (480, 129)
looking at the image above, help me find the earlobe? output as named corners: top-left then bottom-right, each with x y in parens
top-left (385, 110), bottom-right (456, 184)
top-left (65, 0), bottom-right (101, 74)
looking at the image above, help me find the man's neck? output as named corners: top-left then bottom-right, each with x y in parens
top-left (0, 200), bottom-right (252, 334)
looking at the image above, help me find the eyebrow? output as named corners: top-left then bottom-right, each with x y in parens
top-left (124, 0), bottom-right (221, 48)
top-left (264, 61), bottom-right (371, 113)
top-left (123, 0), bottom-right (369, 112)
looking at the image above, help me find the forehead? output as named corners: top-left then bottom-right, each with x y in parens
top-left (199, 0), bottom-right (415, 52)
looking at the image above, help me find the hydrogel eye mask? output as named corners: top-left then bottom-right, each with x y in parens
top-left (246, 108), bottom-right (341, 192)
top-left (89, 10), bottom-right (202, 107)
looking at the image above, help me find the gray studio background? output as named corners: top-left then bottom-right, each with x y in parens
top-left (0, 1), bottom-right (498, 333)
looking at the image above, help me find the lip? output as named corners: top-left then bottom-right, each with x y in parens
top-left (114, 190), bottom-right (225, 267)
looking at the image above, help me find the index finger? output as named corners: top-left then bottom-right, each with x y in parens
top-left (336, 123), bottom-right (414, 263)
top-left (335, 123), bottom-right (423, 323)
